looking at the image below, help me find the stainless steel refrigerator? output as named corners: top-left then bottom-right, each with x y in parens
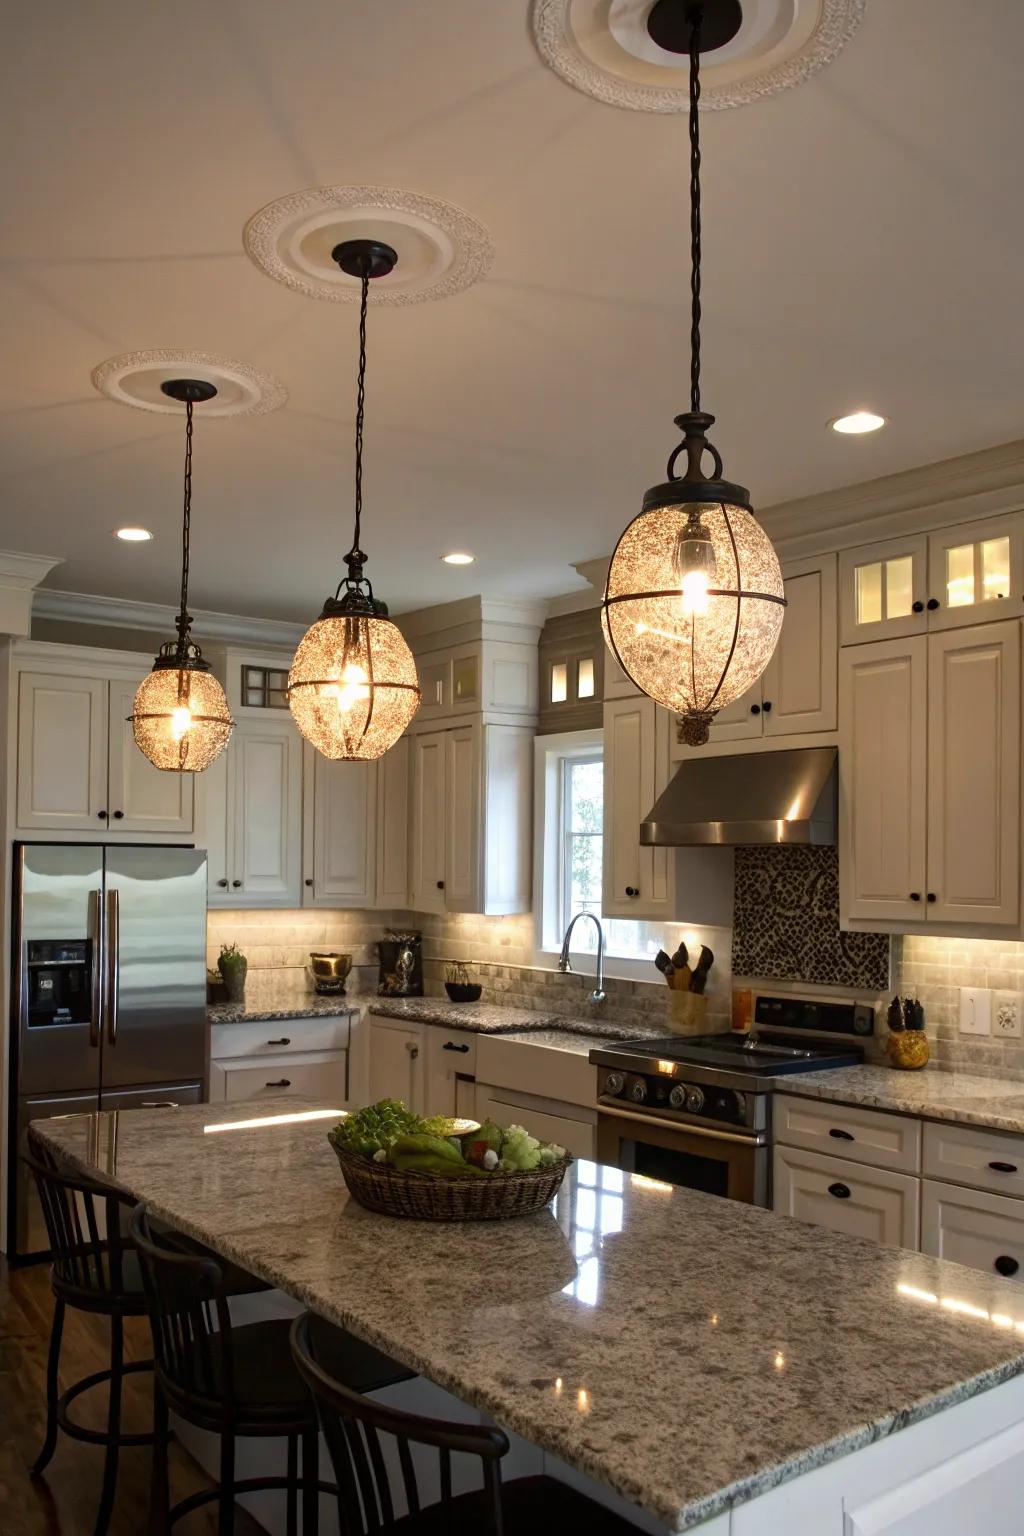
top-left (9, 842), bottom-right (208, 1256)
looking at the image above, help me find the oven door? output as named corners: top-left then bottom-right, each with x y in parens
top-left (597, 1106), bottom-right (769, 1207)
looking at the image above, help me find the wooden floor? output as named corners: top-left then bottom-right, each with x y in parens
top-left (0, 1256), bottom-right (265, 1534)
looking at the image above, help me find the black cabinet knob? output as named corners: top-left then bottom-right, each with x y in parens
top-left (926, 892), bottom-right (937, 903)
top-left (304, 878), bottom-right (314, 887)
top-left (994, 1255), bottom-right (1020, 1278)
top-left (989, 1161), bottom-right (1018, 1174)
top-left (750, 704), bottom-right (761, 716)
top-left (97, 810), bottom-right (108, 820)
top-left (912, 600), bottom-right (924, 613)
top-left (909, 892), bottom-right (921, 902)
top-left (625, 886), bottom-right (639, 897)
top-left (217, 878), bottom-right (229, 888)
top-left (828, 1128), bottom-right (855, 1141)
top-left (927, 598), bottom-right (940, 611)
top-left (762, 700), bottom-right (772, 713)
top-left (828, 1182), bottom-right (852, 1200)
top-left (113, 810), bottom-right (124, 820)
top-left (265, 1078), bottom-right (291, 1088)
top-left (436, 880), bottom-right (445, 890)
top-left (231, 879), bottom-right (242, 888)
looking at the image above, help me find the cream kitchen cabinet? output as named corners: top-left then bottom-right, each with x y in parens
top-left (302, 748), bottom-right (377, 908)
top-left (424, 1027), bottom-right (478, 1120)
top-left (773, 1143), bottom-right (920, 1250)
top-left (409, 722), bottom-right (532, 916)
top-left (840, 620), bottom-right (1020, 931)
top-left (205, 717), bottom-right (302, 907)
top-left (16, 665), bottom-right (193, 836)
top-left (367, 1016), bottom-right (426, 1113)
top-left (375, 736), bottom-right (411, 908)
top-left (921, 1181), bottom-right (1024, 1285)
top-left (602, 695), bottom-right (674, 919)
top-left (209, 1013), bottom-right (351, 1107)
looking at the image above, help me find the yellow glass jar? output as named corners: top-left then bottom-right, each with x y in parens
top-left (887, 1031), bottom-right (930, 1071)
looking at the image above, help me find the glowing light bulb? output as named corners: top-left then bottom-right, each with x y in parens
top-left (673, 510), bottom-right (717, 618)
top-left (324, 663), bottom-right (370, 715)
top-left (170, 706), bottom-right (193, 740)
top-left (680, 568), bottom-right (711, 616)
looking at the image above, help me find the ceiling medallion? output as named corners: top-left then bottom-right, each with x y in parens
top-left (243, 185), bottom-right (494, 305)
top-left (91, 351), bottom-right (287, 417)
top-left (530, 0), bottom-right (866, 112)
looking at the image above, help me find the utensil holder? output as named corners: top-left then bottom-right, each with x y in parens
top-left (669, 991), bottom-right (708, 1034)
top-left (887, 1031), bottom-right (930, 1070)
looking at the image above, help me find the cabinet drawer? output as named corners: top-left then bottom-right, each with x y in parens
top-left (475, 1086), bottom-right (596, 1161)
top-left (424, 1027), bottom-right (477, 1076)
top-left (922, 1179), bottom-right (1024, 1284)
top-left (922, 1120), bottom-right (1024, 1199)
top-left (773, 1145), bottom-right (920, 1250)
top-left (210, 1015), bottom-right (352, 1060)
top-left (220, 1053), bottom-right (347, 1104)
top-left (474, 1034), bottom-right (598, 1109)
top-left (774, 1093), bottom-right (921, 1173)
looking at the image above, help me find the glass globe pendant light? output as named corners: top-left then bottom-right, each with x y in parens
top-left (602, 0), bottom-right (786, 747)
top-left (288, 240), bottom-right (420, 760)
top-left (130, 380), bottom-right (234, 771)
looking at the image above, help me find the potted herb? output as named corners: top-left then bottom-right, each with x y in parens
top-left (217, 942), bottom-right (248, 1003)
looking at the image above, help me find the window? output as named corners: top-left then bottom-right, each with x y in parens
top-left (536, 731), bottom-right (672, 969)
top-left (241, 665), bottom-right (289, 709)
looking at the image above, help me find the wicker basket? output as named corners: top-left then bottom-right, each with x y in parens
top-left (331, 1143), bottom-right (572, 1222)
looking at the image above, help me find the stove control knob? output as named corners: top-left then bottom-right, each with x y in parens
top-left (604, 1071), bottom-right (626, 1097)
top-left (732, 1091), bottom-right (747, 1119)
top-left (685, 1086), bottom-right (705, 1115)
top-left (630, 1080), bottom-right (648, 1105)
top-left (668, 1084), bottom-right (688, 1110)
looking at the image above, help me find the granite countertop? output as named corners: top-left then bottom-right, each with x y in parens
top-left (779, 1063), bottom-right (1024, 1136)
top-left (34, 1099), bottom-right (1024, 1532)
top-left (208, 997), bottom-right (357, 1025)
top-left (367, 996), bottom-right (655, 1042)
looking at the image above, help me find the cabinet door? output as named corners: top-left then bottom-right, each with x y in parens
top-left (773, 1145), bottom-right (920, 1250)
top-left (17, 671), bottom-right (108, 830)
top-left (107, 679), bottom-right (194, 834)
top-left (762, 555), bottom-right (838, 736)
top-left (309, 753), bottom-right (376, 907)
top-left (705, 681), bottom-right (764, 743)
top-left (231, 721), bottom-right (302, 905)
top-left (202, 744), bottom-right (232, 903)
top-left (475, 1087), bottom-right (596, 1160)
top-left (409, 732), bottom-right (447, 914)
top-left (423, 1028), bottom-right (477, 1119)
top-left (602, 697), bottom-right (654, 918)
top-left (927, 512), bottom-right (1023, 632)
top-left (375, 737), bottom-right (410, 908)
top-left (839, 636), bottom-right (928, 923)
top-left (839, 534), bottom-right (928, 645)
top-left (926, 622), bottom-right (1020, 926)
top-left (921, 1179), bottom-right (1024, 1285)
top-left (367, 1020), bottom-right (424, 1113)
top-left (481, 725), bottom-right (532, 916)
top-left (445, 725), bottom-right (481, 913)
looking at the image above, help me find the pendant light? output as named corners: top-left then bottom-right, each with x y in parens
top-left (288, 240), bottom-right (421, 760)
top-left (602, 0), bottom-right (786, 747)
top-left (130, 380), bottom-right (234, 771)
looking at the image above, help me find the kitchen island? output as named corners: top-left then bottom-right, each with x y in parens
top-left (34, 1100), bottom-right (1024, 1534)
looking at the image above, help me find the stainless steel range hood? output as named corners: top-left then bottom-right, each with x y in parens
top-left (641, 746), bottom-right (837, 847)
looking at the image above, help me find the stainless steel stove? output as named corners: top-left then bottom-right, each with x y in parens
top-left (590, 994), bottom-right (871, 1206)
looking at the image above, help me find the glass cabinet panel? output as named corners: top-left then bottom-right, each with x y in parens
top-left (550, 661), bottom-right (568, 703)
top-left (855, 563), bottom-right (883, 626)
top-left (885, 556), bottom-right (914, 618)
top-left (452, 653), bottom-right (479, 705)
top-left (982, 536), bottom-right (1011, 601)
top-left (945, 543), bottom-right (975, 607)
top-left (577, 657), bottom-right (595, 699)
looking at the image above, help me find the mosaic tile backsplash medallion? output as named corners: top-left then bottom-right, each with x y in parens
top-left (732, 845), bottom-right (890, 991)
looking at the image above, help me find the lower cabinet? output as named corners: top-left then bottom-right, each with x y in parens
top-left (921, 1179), bottom-right (1024, 1285)
top-left (424, 1028), bottom-right (478, 1120)
top-left (208, 1015), bottom-right (351, 1106)
top-left (475, 1084), bottom-right (596, 1160)
top-left (367, 1017), bottom-right (427, 1113)
top-left (772, 1144), bottom-right (920, 1250)
top-left (205, 718), bottom-right (303, 907)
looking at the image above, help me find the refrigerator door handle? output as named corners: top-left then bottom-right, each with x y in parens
top-left (106, 888), bottom-right (120, 1047)
top-left (88, 889), bottom-right (103, 1049)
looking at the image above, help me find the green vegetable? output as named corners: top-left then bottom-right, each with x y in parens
top-left (391, 1132), bottom-right (464, 1164)
top-left (329, 1100), bottom-right (419, 1159)
top-left (391, 1152), bottom-right (487, 1177)
top-left (499, 1124), bottom-right (542, 1172)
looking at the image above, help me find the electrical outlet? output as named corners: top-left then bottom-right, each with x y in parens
top-left (959, 986), bottom-right (992, 1036)
top-left (993, 991), bottom-right (1024, 1039)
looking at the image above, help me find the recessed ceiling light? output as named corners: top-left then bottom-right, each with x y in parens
top-left (830, 411), bottom-right (886, 435)
top-left (114, 527), bottom-right (153, 542)
top-left (441, 552), bottom-right (475, 566)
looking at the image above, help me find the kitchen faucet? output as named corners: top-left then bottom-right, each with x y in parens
top-left (558, 911), bottom-right (606, 1006)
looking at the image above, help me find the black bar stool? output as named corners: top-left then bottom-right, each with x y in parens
top-left (131, 1202), bottom-right (416, 1535)
top-left (290, 1310), bottom-right (648, 1535)
top-left (23, 1141), bottom-right (273, 1536)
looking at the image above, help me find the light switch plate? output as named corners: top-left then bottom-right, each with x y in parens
top-left (959, 986), bottom-right (992, 1036)
top-left (993, 991), bottom-right (1024, 1039)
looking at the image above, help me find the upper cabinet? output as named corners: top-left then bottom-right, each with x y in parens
top-left (840, 513), bottom-right (1022, 646)
top-left (302, 749), bottom-right (377, 909)
top-left (603, 695), bottom-right (673, 920)
top-left (840, 621), bottom-right (1021, 933)
top-left (16, 662), bottom-right (193, 837)
top-left (206, 717), bottom-right (302, 908)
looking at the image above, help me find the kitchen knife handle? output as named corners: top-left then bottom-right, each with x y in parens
top-left (88, 889), bottom-right (103, 1049)
top-left (106, 889), bottom-right (119, 1047)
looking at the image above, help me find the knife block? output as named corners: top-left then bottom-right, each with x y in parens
top-left (668, 991), bottom-right (708, 1035)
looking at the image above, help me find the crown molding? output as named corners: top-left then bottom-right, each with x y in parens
top-left (396, 594), bottom-right (548, 651)
top-left (32, 588), bottom-right (306, 649)
top-left (0, 551), bottom-right (64, 636)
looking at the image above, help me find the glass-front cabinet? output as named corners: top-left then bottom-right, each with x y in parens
top-left (840, 513), bottom-right (1022, 645)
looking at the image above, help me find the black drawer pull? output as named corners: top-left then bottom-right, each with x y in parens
top-left (994, 1255), bottom-right (1020, 1278)
top-left (829, 1128), bottom-right (855, 1141)
top-left (265, 1078), bottom-right (291, 1088)
top-left (442, 1042), bottom-right (470, 1053)
top-left (828, 1182), bottom-right (851, 1200)
top-left (267, 1037), bottom-right (291, 1046)
top-left (989, 1161), bottom-right (1018, 1174)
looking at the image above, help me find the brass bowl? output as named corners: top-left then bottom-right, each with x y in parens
top-left (309, 951), bottom-right (352, 981)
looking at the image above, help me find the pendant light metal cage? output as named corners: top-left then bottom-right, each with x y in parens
top-left (130, 381), bottom-right (234, 772)
top-left (288, 239), bottom-right (421, 762)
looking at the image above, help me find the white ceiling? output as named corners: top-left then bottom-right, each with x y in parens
top-left (2, 1), bottom-right (1022, 621)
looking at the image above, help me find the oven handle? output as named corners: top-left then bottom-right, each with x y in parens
top-left (597, 1104), bottom-right (766, 1147)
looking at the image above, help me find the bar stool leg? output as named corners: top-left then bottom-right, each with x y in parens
top-left (31, 1296), bottom-right (65, 1476)
top-left (301, 1425), bottom-right (319, 1535)
top-left (94, 1313), bottom-right (124, 1535)
top-left (286, 1432), bottom-right (298, 1536)
top-left (149, 1384), bottom-right (171, 1536)
top-left (218, 1429), bottom-right (236, 1536)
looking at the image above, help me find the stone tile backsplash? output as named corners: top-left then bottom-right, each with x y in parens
top-left (894, 935), bottom-right (1024, 1080)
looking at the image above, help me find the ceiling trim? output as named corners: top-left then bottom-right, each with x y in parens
top-left (0, 552), bottom-right (64, 637)
top-left (33, 588), bottom-right (306, 648)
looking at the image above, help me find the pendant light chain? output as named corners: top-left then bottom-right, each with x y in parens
top-left (176, 396), bottom-right (194, 656)
top-left (688, 2), bottom-right (703, 415)
top-left (348, 267), bottom-right (370, 569)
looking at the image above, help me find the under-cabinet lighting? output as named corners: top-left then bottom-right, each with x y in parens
top-left (830, 411), bottom-right (886, 435)
top-left (204, 1108), bottom-right (345, 1134)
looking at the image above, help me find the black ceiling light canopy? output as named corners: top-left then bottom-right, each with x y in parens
top-left (646, 0), bottom-right (743, 55)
